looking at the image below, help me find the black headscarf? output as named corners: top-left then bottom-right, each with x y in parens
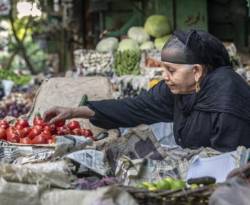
top-left (161, 30), bottom-right (232, 70)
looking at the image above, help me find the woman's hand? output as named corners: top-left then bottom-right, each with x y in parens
top-left (43, 106), bottom-right (95, 124)
top-left (43, 106), bottom-right (73, 124)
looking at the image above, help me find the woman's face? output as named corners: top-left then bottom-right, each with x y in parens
top-left (161, 62), bottom-right (198, 94)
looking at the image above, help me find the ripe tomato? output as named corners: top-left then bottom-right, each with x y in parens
top-left (44, 125), bottom-right (51, 132)
top-left (6, 127), bottom-right (19, 143)
top-left (56, 126), bottom-right (70, 135)
top-left (31, 134), bottom-right (47, 144)
top-left (81, 129), bottom-right (93, 137)
top-left (72, 128), bottom-right (82, 135)
top-left (43, 129), bottom-right (51, 135)
top-left (40, 132), bottom-right (52, 140)
top-left (20, 137), bottom-right (32, 144)
top-left (0, 120), bottom-right (9, 129)
top-left (49, 124), bottom-right (56, 135)
top-left (33, 125), bottom-right (43, 132)
top-left (28, 127), bottom-right (42, 139)
top-left (33, 114), bottom-right (45, 127)
top-left (0, 128), bottom-right (6, 140)
top-left (15, 129), bottom-right (25, 138)
top-left (15, 119), bottom-right (29, 129)
top-left (22, 127), bottom-right (31, 138)
top-left (15, 124), bottom-right (24, 130)
top-left (56, 127), bottom-right (64, 135)
top-left (67, 120), bottom-right (80, 130)
top-left (47, 136), bottom-right (56, 144)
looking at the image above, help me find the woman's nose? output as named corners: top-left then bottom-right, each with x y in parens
top-left (163, 72), bottom-right (170, 81)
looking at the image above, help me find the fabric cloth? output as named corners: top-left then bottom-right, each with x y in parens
top-left (162, 30), bottom-right (231, 68)
top-left (88, 67), bottom-right (250, 152)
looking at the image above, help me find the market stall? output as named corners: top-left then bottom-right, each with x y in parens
top-left (0, 2), bottom-right (250, 204)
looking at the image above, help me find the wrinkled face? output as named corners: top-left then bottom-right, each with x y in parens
top-left (161, 62), bottom-right (196, 94)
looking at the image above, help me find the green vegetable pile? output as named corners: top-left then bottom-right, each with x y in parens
top-left (0, 69), bottom-right (32, 85)
top-left (114, 50), bottom-right (141, 76)
top-left (137, 177), bottom-right (186, 191)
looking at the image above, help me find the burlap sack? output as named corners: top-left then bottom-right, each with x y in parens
top-left (27, 77), bottom-right (113, 135)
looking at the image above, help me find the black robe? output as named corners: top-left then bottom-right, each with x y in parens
top-left (88, 67), bottom-right (250, 152)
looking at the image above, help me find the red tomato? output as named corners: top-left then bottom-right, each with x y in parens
top-left (44, 125), bottom-right (51, 132)
top-left (0, 128), bottom-right (6, 140)
top-left (31, 134), bottom-right (47, 144)
top-left (0, 120), bottom-right (9, 129)
top-left (81, 129), bottom-right (93, 137)
top-left (20, 137), bottom-right (32, 144)
top-left (33, 125), bottom-right (43, 132)
top-left (49, 124), bottom-right (56, 134)
top-left (56, 127), bottom-right (64, 135)
top-left (72, 128), bottom-right (82, 135)
top-left (40, 132), bottom-right (52, 140)
top-left (43, 129), bottom-right (51, 135)
top-left (56, 126), bottom-right (70, 135)
top-left (6, 127), bottom-right (19, 143)
top-left (47, 136), bottom-right (56, 144)
top-left (15, 129), bottom-right (25, 138)
top-left (15, 119), bottom-right (29, 128)
top-left (67, 120), bottom-right (80, 130)
top-left (33, 114), bottom-right (45, 127)
top-left (28, 127), bottom-right (42, 139)
top-left (54, 120), bottom-right (65, 128)
top-left (15, 124), bottom-right (23, 130)
top-left (22, 127), bottom-right (31, 138)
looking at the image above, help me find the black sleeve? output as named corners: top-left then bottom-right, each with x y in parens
top-left (87, 80), bottom-right (174, 129)
top-left (210, 112), bottom-right (250, 152)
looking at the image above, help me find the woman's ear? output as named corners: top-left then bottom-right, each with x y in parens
top-left (192, 64), bottom-right (203, 82)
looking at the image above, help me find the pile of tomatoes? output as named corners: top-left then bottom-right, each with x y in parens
top-left (0, 115), bottom-right (94, 144)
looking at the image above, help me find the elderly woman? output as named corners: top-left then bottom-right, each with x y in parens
top-left (43, 30), bottom-right (250, 152)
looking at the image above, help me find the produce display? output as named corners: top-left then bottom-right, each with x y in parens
top-left (137, 177), bottom-right (186, 191)
top-left (74, 49), bottom-right (114, 75)
top-left (114, 50), bottom-right (141, 76)
top-left (0, 116), bottom-right (95, 144)
top-left (0, 69), bottom-right (32, 85)
top-left (112, 75), bottom-right (148, 99)
top-left (0, 92), bottom-right (33, 118)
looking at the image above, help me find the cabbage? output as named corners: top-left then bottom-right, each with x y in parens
top-left (154, 35), bottom-right (171, 50)
top-left (144, 15), bottom-right (172, 38)
top-left (118, 39), bottom-right (140, 52)
top-left (140, 41), bottom-right (155, 50)
top-left (127, 27), bottom-right (150, 44)
top-left (96, 37), bottom-right (118, 53)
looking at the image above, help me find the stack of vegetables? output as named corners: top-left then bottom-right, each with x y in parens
top-left (0, 115), bottom-right (95, 144)
top-left (0, 92), bottom-right (33, 118)
top-left (73, 49), bottom-right (114, 76)
top-left (95, 15), bottom-right (172, 76)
